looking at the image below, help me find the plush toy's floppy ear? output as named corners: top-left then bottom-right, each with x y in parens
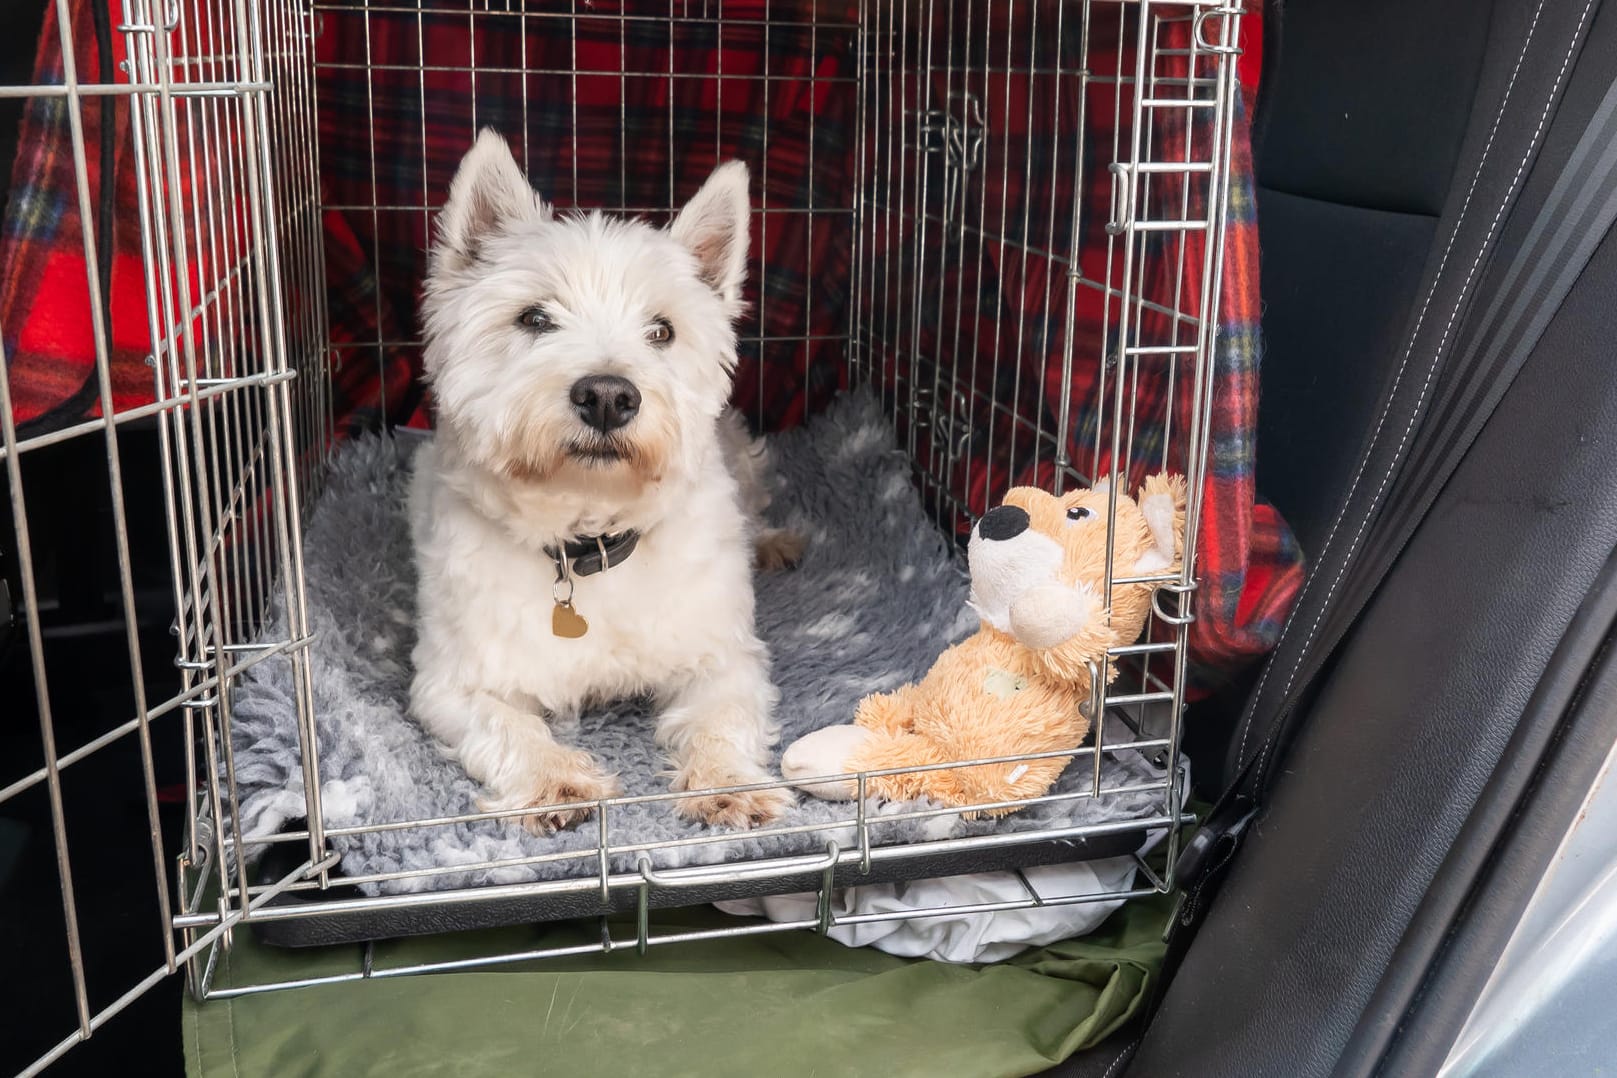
top-left (432, 128), bottom-right (551, 275)
top-left (1132, 473), bottom-right (1188, 574)
top-left (671, 160), bottom-right (751, 313)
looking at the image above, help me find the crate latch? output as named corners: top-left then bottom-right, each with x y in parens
top-left (919, 92), bottom-right (986, 230)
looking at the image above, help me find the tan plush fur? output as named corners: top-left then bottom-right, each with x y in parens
top-left (785, 474), bottom-right (1186, 816)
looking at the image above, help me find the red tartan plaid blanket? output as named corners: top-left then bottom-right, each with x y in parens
top-left (1, 0), bottom-right (1298, 690)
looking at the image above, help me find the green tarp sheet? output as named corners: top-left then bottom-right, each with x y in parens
top-left (184, 888), bottom-right (1171, 1077)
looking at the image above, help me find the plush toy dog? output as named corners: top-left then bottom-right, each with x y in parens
top-left (781, 474), bottom-right (1187, 815)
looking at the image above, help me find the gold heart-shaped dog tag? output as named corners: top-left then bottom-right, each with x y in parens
top-left (552, 601), bottom-right (589, 638)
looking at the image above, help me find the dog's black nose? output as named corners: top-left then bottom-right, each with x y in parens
top-left (976, 505), bottom-right (1029, 541)
top-left (570, 375), bottom-right (641, 433)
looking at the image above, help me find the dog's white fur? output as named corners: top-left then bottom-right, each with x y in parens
top-left (409, 130), bottom-right (794, 832)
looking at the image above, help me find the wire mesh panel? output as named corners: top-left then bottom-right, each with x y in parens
top-left (0, 0), bottom-right (324, 1071)
top-left (852, 0), bottom-right (1239, 812)
top-left (3, 0), bottom-right (1243, 1069)
top-left (853, 0), bottom-right (1236, 525)
top-left (120, 0), bottom-right (334, 1002)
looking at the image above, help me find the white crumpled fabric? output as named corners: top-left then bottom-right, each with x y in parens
top-left (717, 754), bottom-right (1188, 963)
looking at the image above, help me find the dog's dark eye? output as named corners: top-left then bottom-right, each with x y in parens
top-left (647, 317), bottom-right (675, 347)
top-left (1066, 505), bottom-right (1094, 522)
top-left (517, 306), bottom-right (555, 332)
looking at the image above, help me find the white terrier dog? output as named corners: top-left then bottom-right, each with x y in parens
top-left (409, 130), bottom-right (801, 833)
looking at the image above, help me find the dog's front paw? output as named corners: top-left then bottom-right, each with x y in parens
top-left (480, 757), bottom-right (622, 836)
top-left (672, 772), bottom-right (793, 829)
top-left (754, 528), bottom-right (807, 571)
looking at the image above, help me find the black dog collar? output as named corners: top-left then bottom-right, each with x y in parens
top-left (546, 531), bottom-right (640, 579)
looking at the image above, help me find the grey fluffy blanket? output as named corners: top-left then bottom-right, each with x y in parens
top-left (230, 392), bottom-right (1163, 895)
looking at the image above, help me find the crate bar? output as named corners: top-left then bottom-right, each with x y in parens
top-left (339, 330), bottom-right (853, 349)
top-left (953, 0), bottom-right (991, 513)
top-left (203, 877), bottom-right (1173, 1003)
top-left (1136, 160), bottom-right (1213, 173)
top-left (845, 0), bottom-right (869, 384)
top-left (186, 0), bottom-right (249, 651)
top-left (1128, 217), bottom-right (1209, 231)
top-left (929, 0), bottom-right (961, 532)
top-left (0, 300), bottom-right (94, 1039)
top-left (155, 0), bottom-right (260, 911)
top-left (1141, 96), bottom-right (1216, 107)
top-left (0, 79), bottom-right (270, 97)
top-left (1002, 0), bottom-right (1042, 492)
top-left (883, 0), bottom-right (903, 414)
top-left (1163, 1), bottom-right (1243, 881)
top-left (1071, 273), bottom-right (1203, 326)
top-left (0, 369), bottom-right (297, 461)
top-left (218, 32), bottom-right (278, 651)
top-left (1143, 1), bottom-right (1203, 700)
top-left (313, 0), bottom-right (337, 481)
top-left (177, 810), bottom-right (1188, 933)
top-left (234, 0), bottom-right (331, 887)
top-left (123, 0), bottom-right (214, 890)
top-left (246, 777), bottom-right (1178, 894)
top-left (125, 0), bottom-right (240, 906)
top-left (1031, 0), bottom-right (1075, 498)
top-left (236, 729), bottom-right (1172, 847)
top-left (756, 0), bottom-right (770, 419)
top-left (307, 3), bottom-right (859, 32)
top-left (833, 884), bottom-right (1160, 928)
top-left (1100, 0), bottom-right (1133, 484)
top-left (805, 0), bottom-right (818, 397)
top-left (1125, 343), bottom-right (1199, 355)
top-left (1126, 7), bottom-right (1167, 478)
top-left (228, 767), bottom-right (1176, 899)
top-left (1053, 0), bottom-right (1099, 490)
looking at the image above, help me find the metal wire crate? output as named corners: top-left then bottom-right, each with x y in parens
top-left (1, 0), bottom-right (1242, 1071)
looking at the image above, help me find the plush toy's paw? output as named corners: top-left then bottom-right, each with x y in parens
top-left (1008, 582), bottom-right (1101, 649)
top-left (781, 725), bottom-right (873, 800)
top-left (1137, 473), bottom-right (1187, 570)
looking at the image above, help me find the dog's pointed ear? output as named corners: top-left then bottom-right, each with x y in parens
top-left (671, 161), bottom-right (750, 310)
top-left (433, 129), bottom-right (550, 274)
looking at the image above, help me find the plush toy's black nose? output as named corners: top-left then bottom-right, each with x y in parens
top-left (976, 505), bottom-right (1029, 541)
top-left (570, 375), bottom-right (641, 433)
